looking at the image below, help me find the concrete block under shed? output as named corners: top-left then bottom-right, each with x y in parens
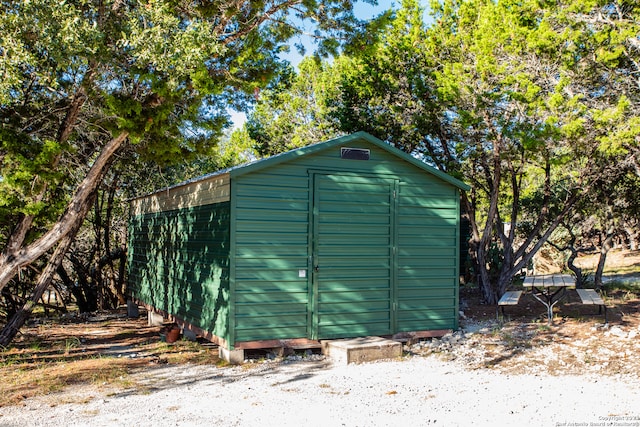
top-left (323, 336), bottom-right (402, 364)
top-left (220, 347), bottom-right (245, 364)
top-left (182, 328), bottom-right (197, 341)
top-left (147, 311), bottom-right (164, 326)
top-left (127, 300), bottom-right (139, 318)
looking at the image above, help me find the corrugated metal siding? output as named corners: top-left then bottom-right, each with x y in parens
top-left (232, 172), bottom-right (310, 342)
top-left (397, 183), bottom-right (460, 331)
top-left (313, 174), bottom-right (394, 339)
top-left (230, 142), bottom-right (460, 343)
top-left (127, 202), bottom-right (231, 339)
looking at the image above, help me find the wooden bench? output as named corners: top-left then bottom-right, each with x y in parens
top-left (576, 289), bottom-right (608, 323)
top-left (497, 290), bottom-right (523, 321)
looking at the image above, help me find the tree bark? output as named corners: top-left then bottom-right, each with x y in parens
top-left (0, 131), bottom-right (128, 293)
top-left (0, 211), bottom-right (86, 346)
top-left (623, 224), bottom-right (638, 251)
top-left (476, 120), bottom-right (503, 305)
top-left (595, 229), bottom-right (615, 290)
top-left (548, 224), bottom-right (585, 287)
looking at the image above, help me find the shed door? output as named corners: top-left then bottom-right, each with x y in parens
top-left (311, 173), bottom-right (397, 340)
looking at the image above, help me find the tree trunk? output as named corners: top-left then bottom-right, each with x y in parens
top-left (57, 264), bottom-right (94, 313)
top-left (0, 132), bottom-right (128, 293)
top-left (624, 224), bottom-right (638, 251)
top-left (566, 247), bottom-right (585, 288)
top-left (548, 224), bottom-right (585, 287)
top-left (0, 214), bottom-right (85, 346)
top-left (594, 231), bottom-right (614, 290)
top-left (476, 244), bottom-right (498, 304)
top-left (1, 84), bottom-right (90, 284)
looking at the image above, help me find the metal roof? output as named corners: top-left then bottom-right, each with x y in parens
top-left (131, 131), bottom-right (469, 201)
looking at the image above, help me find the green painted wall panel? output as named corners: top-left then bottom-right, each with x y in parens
top-left (235, 304), bottom-right (308, 319)
top-left (398, 237), bottom-right (457, 247)
top-left (233, 281), bottom-right (307, 293)
top-left (318, 289), bottom-right (390, 303)
top-left (399, 298), bottom-right (456, 310)
top-left (235, 291), bottom-right (308, 305)
top-left (398, 316), bottom-right (457, 331)
top-left (398, 257), bottom-right (457, 267)
top-left (315, 278), bottom-right (391, 290)
top-left (398, 286), bottom-right (456, 298)
top-left (235, 314), bottom-right (307, 329)
top-left (395, 176), bottom-right (460, 332)
top-left (235, 270), bottom-right (308, 281)
top-left (398, 307), bottom-right (457, 322)
top-left (397, 247), bottom-right (457, 257)
top-left (312, 174), bottom-right (394, 339)
top-left (398, 206), bottom-right (459, 219)
top-left (234, 325), bottom-right (308, 341)
top-left (232, 169), bottom-right (311, 342)
top-left (235, 256), bottom-right (308, 269)
top-left (127, 202), bottom-right (231, 340)
top-left (317, 322), bottom-right (391, 339)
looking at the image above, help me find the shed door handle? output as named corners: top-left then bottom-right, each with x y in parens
top-left (314, 265), bottom-right (319, 272)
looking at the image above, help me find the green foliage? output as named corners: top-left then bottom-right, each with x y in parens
top-left (0, 0), bottom-right (374, 324)
top-left (333, 0), bottom-right (442, 157)
top-left (246, 58), bottom-right (343, 156)
top-left (0, 0), bottom-right (367, 235)
top-left (240, 0), bottom-right (640, 302)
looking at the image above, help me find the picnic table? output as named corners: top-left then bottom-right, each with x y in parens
top-left (522, 274), bottom-right (575, 325)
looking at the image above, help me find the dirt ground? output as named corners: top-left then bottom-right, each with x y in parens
top-left (448, 250), bottom-right (640, 376)
top-left (449, 282), bottom-right (640, 377)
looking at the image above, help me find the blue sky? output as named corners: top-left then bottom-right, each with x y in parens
top-left (229, 0), bottom-right (430, 129)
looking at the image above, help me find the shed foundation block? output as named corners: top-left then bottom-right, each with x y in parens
top-left (147, 311), bottom-right (164, 326)
top-left (127, 300), bottom-right (139, 318)
top-left (322, 336), bottom-right (402, 364)
top-left (220, 347), bottom-right (245, 364)
top-left (182, 328), bottom-right (197, 341)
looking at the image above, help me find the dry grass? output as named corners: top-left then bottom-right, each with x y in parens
top-left (573, 249), bottom-right (640, 274)
top-left (533, 248), bottom-right (640, 275)
top-left (0, 313), bottom-right (222, 407)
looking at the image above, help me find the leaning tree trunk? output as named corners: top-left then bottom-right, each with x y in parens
top-left (566, 248), bottom-right (585, 288)
top-left (548, 224), bottom-right (585, 287)
top-left (0, 132), bottom-right (128, 294)
top-left (623, 224), bottom-right (638, 251)
top-left (594, 230), bottom-right (614, 290)
top-left (0, 213), bottom-right (85, 346)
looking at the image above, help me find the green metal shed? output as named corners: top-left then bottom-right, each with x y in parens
top-left (127, 132), bottom-right (469, 360)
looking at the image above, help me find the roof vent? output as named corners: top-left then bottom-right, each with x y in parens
top-left (341, 147), bottom-right (370, 160)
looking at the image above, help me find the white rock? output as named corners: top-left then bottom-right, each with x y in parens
top-left (609, 326), bottom-right (626, 338)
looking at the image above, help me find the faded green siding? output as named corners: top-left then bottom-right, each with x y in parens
top-left (128, 202), bottom-right (231, 340)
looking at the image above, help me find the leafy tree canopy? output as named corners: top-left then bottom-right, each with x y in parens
top-left (238, 0), bottom-right (640, 302)
top-left (0, 0), bottom-right (374, 293)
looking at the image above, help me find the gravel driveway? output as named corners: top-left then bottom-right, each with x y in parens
top-left (1, 353), bottom-right (639, 427)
